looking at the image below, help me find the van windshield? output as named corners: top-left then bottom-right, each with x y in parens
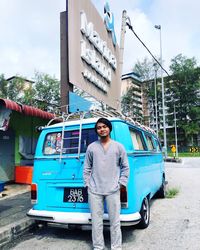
top-left (43, 129), bottom-right (98, 155)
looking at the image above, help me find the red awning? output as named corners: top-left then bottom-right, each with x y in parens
top-left (0, 98), bottom-right (56, 120)
top-left (22, 105), bottom-right (55, 120)
top-left (0, 98), bottom-right (22, 112)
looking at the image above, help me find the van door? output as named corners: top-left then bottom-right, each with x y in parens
top-left (34, 127), bottom-right (98, 211)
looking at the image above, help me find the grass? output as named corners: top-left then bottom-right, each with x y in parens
top-left (168, 152), bottom-right (200, 157)
top-left (166, 187), bottom-right (179, 198)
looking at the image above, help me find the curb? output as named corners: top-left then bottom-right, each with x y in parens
top-left (164, 158), bottom-right (182, 163)
top-left (0, 217), bottom-right (35, 248)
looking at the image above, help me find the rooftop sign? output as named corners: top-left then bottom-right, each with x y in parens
top-left (104, 1), bottom-right (117, 47)
top-left (67, 0), bottom-right (121, 110)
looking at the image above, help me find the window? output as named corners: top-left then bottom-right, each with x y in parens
top-left (145, 135), bottom-right (156, 151)
top-left (154, 138), bottom-right (162, 152)
top-left (19, 135), bottom-right (38, 159)
top-left (43, 129), bottom-right (97, 155)
top-left (129, 128), bottom-right (145, 150)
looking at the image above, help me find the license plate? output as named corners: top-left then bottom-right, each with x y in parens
top-left (63, 187), bottom-right (88, 203)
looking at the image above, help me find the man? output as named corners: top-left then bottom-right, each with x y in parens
top-left (83, 117), bottom-right (129, 250)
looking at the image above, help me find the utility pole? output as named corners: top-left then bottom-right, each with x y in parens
top-left (155, 25), bottom-right (167, 157)
top-left (118, 10), bottom-right (127, 112)
top-left (174, 103), bottom-right (178, 158)
top-left (153, 63), bottom-right (159, 137)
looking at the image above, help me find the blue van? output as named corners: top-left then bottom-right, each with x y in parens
top-left (27, 111), bottom-right (165, 229)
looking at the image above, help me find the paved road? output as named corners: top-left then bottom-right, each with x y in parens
top-left (4, 157), bottom-right (200, 250)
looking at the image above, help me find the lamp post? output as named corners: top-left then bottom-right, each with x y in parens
top-left (174, 102), bottom-right (178, 158)
top-left (155, 24), bottom-right (167, 157)
top-left (153, 63), bottom-right (158, 137)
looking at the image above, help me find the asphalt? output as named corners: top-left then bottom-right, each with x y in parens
top-left (0, 183), bottom-right (35, 249)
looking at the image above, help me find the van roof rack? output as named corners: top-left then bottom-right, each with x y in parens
top-left (46, 109), bottom-right (157, 161)
top-left (47, 109), bottom-right (156, 136)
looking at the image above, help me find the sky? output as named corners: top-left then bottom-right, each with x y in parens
top-left (0, 0), bottom-right (199, 80)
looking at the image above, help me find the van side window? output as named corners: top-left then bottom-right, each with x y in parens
top-left (154, 138), bottom-right (162, 152)
top-left (129, 128), bottom-right (145, 150)
top-left (145, 135), bottom-right (156, 151)
top-left (43, 129), bottom-right (97, 155)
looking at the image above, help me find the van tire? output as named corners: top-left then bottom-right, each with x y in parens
top-left (155, 176), bottom-right (166, 198)
top-left (136, 196), bottom-right (150, 229)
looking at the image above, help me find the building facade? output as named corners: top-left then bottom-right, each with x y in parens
top-left (0, 98), bottom-right (57, 183)
top-left (121, 72), bottom-right (143, 121)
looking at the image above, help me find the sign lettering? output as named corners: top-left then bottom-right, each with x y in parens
top-left (104, 1), bottom-right (117, 46)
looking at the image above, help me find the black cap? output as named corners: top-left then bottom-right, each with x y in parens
top-left (95, 118), bottom-right (112, 133)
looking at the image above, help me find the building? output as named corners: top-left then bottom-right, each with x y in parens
top-left (0, 98), bottom-right (57, 183)
top-left (143, 75), bottom-right (200, 150)
top-left (6, 76), bottom-right (34, 100)
top-left (121, 72), bottom-right (143, 121)
top-left (121, 73), bottom-right (179, 149)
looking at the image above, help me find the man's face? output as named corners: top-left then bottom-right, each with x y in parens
top-left (96, 122), bottom-right (110, 138)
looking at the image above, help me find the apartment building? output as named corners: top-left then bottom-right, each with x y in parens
top-left (121, 72), bottom-right (143, 121)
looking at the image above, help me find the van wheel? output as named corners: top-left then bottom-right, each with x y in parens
top-left (137, 197), bottom-right (150, 229)
top-left (155, 177), bottom-right (166, 198)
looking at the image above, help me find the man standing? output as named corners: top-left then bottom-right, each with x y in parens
top-left (83, 118), bottom-right (129, 250)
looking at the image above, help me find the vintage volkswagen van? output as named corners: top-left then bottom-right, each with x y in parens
top-left (27, 111), bottom-right (165, 229)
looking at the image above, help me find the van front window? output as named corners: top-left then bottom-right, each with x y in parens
top-left (43, 129), bottom-right (97, 155)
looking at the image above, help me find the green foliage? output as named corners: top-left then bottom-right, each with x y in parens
top-left (122, 57), bottom-right (159, 121)
top-left (0, 74), bottom-right (29, 102)
top-left (33, 72), bottom-right (60, 111)
top-left (133, 57), bottom-right (157, 81)
top-left (0, 74), bottom-right (8, 98)
top-left (128, 54), bottom-right (200, 148)
top-left (166, 187), bottom-right (179, 198)
top-left (166, 54), bottom-right (200, 146)
top-left (168, 152), bottom-right (200, 157)
top-left (0, 72), bottom-right (61, 112)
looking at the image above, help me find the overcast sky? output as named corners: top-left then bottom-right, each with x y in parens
top-left (0, 0), bottom-right (199, 80)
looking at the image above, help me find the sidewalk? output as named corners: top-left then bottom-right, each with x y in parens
top-left (0, 183), bottom-right (35, 248)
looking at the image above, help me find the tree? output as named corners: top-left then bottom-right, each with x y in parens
top-left (133, 58), bottom-right (163, 104)
top-left (133, 57), bottom-right (156, 81)
top-left (0, 72), bottom-right (61, 112)
top-left (0, 74), bottom-right (8, 98)
top-left (122, 57), bottom-right (162, 124)
top-left (166, 54), bottom-right (200, 146)
top-left (0, 74), bottom-right (32, 102)
top-left (33, 72), bottom-right (60, 111)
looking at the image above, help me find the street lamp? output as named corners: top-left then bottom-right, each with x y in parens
top-left (174, 102), bottom-right (178, 158)
top-left (153, 63), bottom-right (159, 137)
top-left (155, 24), bottom-right (167, 157)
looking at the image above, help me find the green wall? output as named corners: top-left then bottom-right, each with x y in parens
top-left (9, 111), bottom-right (48, 165)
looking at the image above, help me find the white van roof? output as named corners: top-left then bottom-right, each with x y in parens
top-left (45, 117), bottom-right (120, 129)
top-left (42, 110), bottom-right (156, 136)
